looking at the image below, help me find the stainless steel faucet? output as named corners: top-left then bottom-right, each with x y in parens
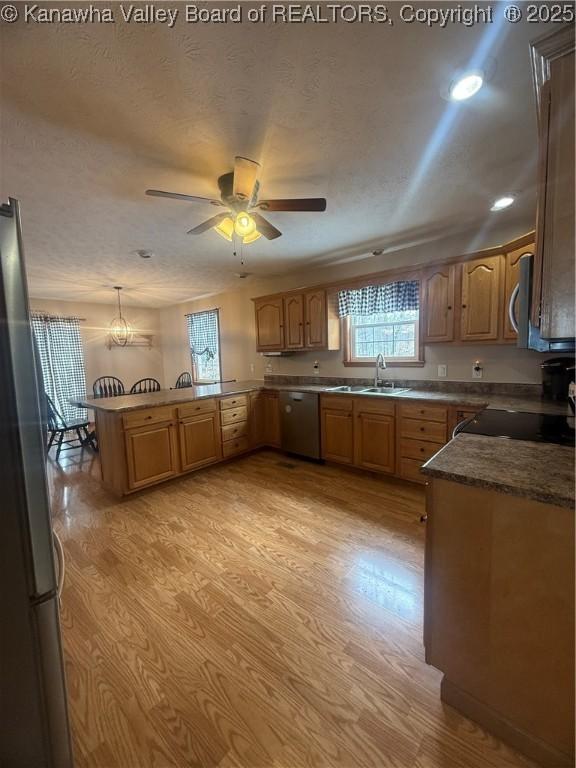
top-left (374, 352), bottom-right (386, 387)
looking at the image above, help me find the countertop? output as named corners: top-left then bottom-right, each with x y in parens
top-left (73, 380), bottom-right (572, 416)
top-left (421, 433), bottom-right (575, 508)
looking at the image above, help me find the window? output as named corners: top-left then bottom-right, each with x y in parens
top-left (349, 309), bottom-right (419, 361)
top-left (338, 280), bottom-right (421, 364)
top-left (31, 313), bottom-right (87, 423)
top-left (186, 309), bottom-right (222, 383)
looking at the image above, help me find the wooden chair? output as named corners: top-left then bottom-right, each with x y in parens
top-left (130, 378), bottom-right (161, 394)
top-left (174, 372), bottom-right (193, 389)
top-left (45, 395), bottom-right (97, 460)
top-left (93, 376), bottom-right (125, 398)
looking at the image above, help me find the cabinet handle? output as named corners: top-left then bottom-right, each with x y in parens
top-left (462, 304), bottom-right (467, 309)
top-left (420, 426), bottom-right (425, 432)
top-left (420, 447), bottom-right (425, 453)
top-left (145, 415), bottom-right (152, 420)
top-left (447, 305), bottom-right (452, 310)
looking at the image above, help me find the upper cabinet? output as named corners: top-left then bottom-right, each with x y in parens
top-left (254, 289), bottom-right (339, 353)
top-left (254, 297), bottom-right (284, 351)
top-left (459, 255), bottom-right (502, 341)
top-left (422, 264), bottom-right (456, 343)
top-left (531, 27), bottom-right (575, 340)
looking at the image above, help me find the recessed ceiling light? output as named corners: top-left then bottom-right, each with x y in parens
top-left (449, 72), bottom-right (484, 101)
top-left (490, 195), bottom-right (515, 211)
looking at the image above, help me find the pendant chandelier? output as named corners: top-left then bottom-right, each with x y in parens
top-left (109, 286), bottom-right (133, 346)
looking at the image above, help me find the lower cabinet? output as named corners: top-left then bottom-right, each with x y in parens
top-left (397, 404), bottom-right (448, 484)
top-left (179, 411), bottom-right (222, 471)
top-left (321, 396), bottom-right (396, 474)
top-left (261, 391), bottom-right (280, 447)
top-left (125, 420), bottom-right (179, 490)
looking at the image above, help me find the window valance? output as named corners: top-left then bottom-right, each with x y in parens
top-left (337, 280), bottom-right (419, 318)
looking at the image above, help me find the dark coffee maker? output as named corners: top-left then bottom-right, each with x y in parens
top-left (541, 357), bottom-right (575, 402)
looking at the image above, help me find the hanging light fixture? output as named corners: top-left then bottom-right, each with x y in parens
top-left (213, 213), bottom-right (261, 244)
top-left (109, 286), bottom-right (133, 346)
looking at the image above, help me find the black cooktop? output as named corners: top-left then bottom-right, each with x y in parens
top-left (459, 409), bottom-right (575, 446)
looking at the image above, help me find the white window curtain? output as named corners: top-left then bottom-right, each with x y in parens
top-left (338, 280), bottom-right (419, 317)
top-left (186, 309), bottom-right (221, 383)
top-left (31, 313), bottom-right (87, 424)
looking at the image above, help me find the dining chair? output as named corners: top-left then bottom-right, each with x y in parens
top-left (45, 394), bottom-right (97, 460)
top-left (93, 376), bottom-right (125, 398)
top-left (130, 378), bottom-right (161, 394)
top-left (174, 372), bottom-right (193, 389)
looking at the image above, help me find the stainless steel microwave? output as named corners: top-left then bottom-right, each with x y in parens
top-left (509, 253), bottom-right (575, 352)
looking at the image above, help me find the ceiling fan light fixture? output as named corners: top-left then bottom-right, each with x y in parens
top-left (234, 212), bottom-right (257, 237)
top-left (213, 216), bottom-right (235, 241)
top-left (242, 229), bottom-right (262, 244)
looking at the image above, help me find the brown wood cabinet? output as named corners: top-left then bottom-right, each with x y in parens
top-left (321, 406), bottom-right (354, 465)
top-left (354, 411), bottom-right (395, 474)
top-left (283, 294), bottom-right (304, 349)
top-left (422, 264), bottom-right (456, 343)
top-left (254, 297), bottom-right (284, 351)
top-left (179, 412), bottom-right (221, 472)
top-left (304, 289), bottom-right (327, 348)
top-left (125, 421), bottom-right (179, 490)
top-left (531, 28), bottom-right (575, 340)
top-left (253, 289), bottom-right (339, 353)
top-left (261, 391), bottom-right (280, 447)
top-left (459, 255), bottom-right (502, 341)
top-left (425, 478), bottom-right (574, 767)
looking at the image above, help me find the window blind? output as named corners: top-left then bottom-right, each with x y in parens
top-left (31, 313), bottom-right (87, 424)
top-left (186, 309), bottom-right (221, 382)
top-left (338, 280), bottom-right (419, 318)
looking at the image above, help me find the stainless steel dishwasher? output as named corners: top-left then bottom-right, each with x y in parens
top-left (279, 391), bottom-right (321, 459)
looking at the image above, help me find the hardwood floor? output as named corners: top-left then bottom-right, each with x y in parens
top-left (49, 449), bottom-right (537, 768)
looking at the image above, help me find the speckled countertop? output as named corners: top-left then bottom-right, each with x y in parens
top-left (421, 433), bottom-right (574, 508)
top-left (73, 379), bottom-right (572, 416)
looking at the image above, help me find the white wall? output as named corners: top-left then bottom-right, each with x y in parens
top-left (159, 222), bottom-right (550, 387)
top-left (30, 298), bottom-right (164, 393)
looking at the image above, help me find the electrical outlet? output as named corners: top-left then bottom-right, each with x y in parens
top-left (313, 360), bottom-right (320, 376)
top-left (265, 361), bottom-right (273, 374)
top-left (437, 364), bottom-right (447, 378)
top-left (472, 360), bottom-right (483, 379)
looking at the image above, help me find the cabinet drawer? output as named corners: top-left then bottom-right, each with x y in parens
top-left (123, 406), bottom-right (175, 430)
top-left (219, 394), bottom-right (248, 411)
top-left (400, 438), bottom-right (441, 462)
top-left (222, 436), bottom-right (250, 457)
top-left (220, 406), bottom-right (248, 426)
top-left (398, 458), bottom-right (426, 484)
top-left (178, 399), bottom-right (216, 418)
top-left (222, 422), bottom-right (249, 442)
top-left (354, 397), bottom-right (395, 415)
top-left (400, 403), bottom-right (448, 423)
top-left (320, 395), bottom-right (354, 411)
top-left (400, 418), bottom-right (447, 444)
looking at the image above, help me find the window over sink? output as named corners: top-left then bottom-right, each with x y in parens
top-left (338, 279), bottom-right (422, 365)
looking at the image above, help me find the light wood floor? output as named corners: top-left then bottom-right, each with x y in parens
top-left (49, 449), bottom-right (537, 768)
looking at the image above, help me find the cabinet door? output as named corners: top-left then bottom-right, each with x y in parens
top-left (304, 290), bottom-right (327, 348)
top-left (125, 422), bottom-right (179, 490)
top-left (262, 392), bottom-right (280, 447)
top-left (423, 265), bottom-right (456, 342)
top-left (460, 255), bottom-right (502, 341)
top-left (321, 409), bottom-right (354, 464)
top-left (283, 294), bottom-right (304, 349)
top-left (179, 412), bottom-right (221, 471)
top-left (503, 244), bottom-right (534, 340)
top-left (254, 297), bottom-right (284, 351)
top-left (249, 392), bottom-right (264, 447)
top-left (538, 51), bottom-right (575, 339)
top-left (354, 411), bottom-right (395, 474)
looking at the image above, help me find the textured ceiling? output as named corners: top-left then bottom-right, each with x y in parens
top-left (0, 7), bottom-right (546, 306)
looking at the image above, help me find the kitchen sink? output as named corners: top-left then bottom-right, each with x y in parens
top-left (326, 385), bottom-right (370, 392)
top-left (363, 387), bottom-right (410, 395)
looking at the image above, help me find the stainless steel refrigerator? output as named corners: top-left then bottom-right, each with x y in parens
top-left (0, 198), bottom-right (74, 767)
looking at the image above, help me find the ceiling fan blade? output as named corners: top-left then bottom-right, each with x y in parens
top-left (252, 212), bottom-right (282, 240)
top-left (256, 198), bottom-right (327, 212)
top-left (146, 189), bottom-right (223, 206)
top-left (232, 157), bottom-right (260, 202)
top-left (187, 213), bottom-right (229, 235)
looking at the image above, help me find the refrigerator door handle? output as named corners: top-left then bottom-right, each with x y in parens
top-left (53, 531), bottom-right (65, 599)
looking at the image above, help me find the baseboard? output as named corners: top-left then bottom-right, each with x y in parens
top-left (440, 677), bottom-right (574, 768)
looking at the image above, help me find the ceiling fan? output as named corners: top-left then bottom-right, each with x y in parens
top-left (146, 156), bottom-right (326, 244)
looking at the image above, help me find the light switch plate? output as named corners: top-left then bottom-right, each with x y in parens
top-left (472, 363), bottom-right (483, 379)
top-left (437, 364), bottom-right (447, 378)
